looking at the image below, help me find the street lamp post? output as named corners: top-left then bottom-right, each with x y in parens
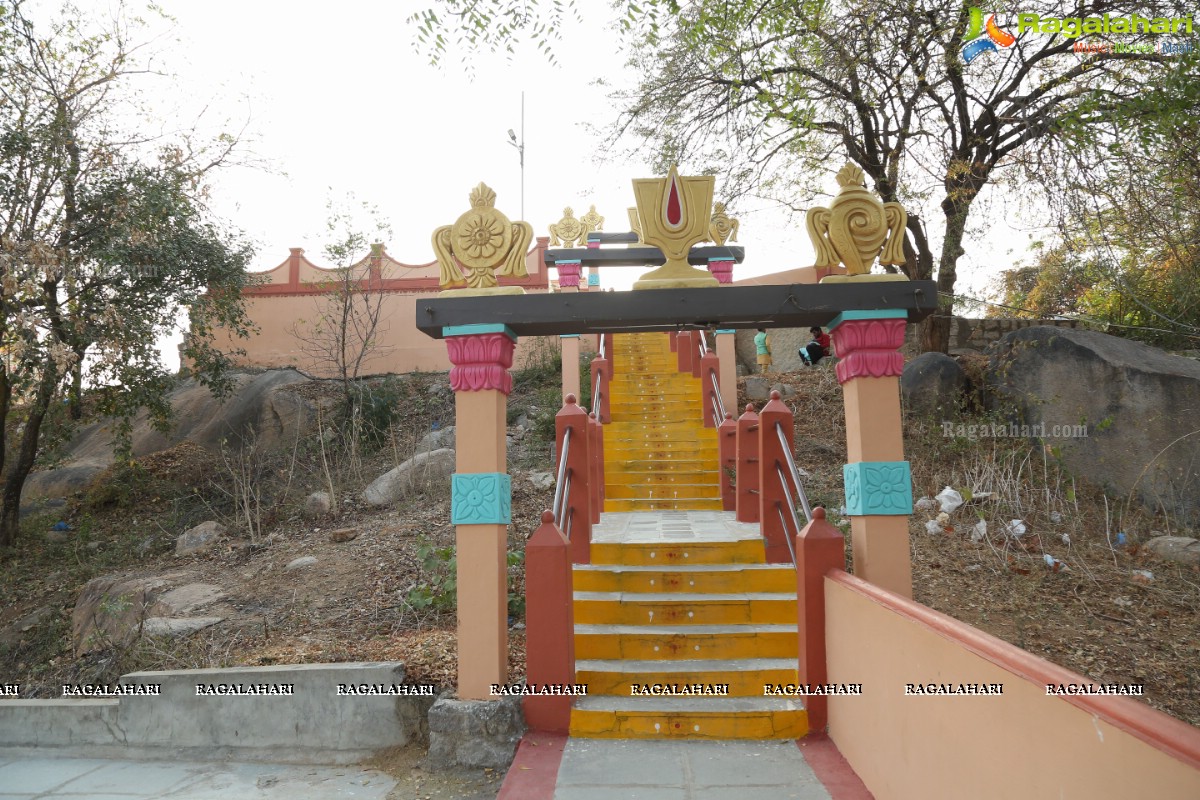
top-left (506, 91), bottom-right (525, 220)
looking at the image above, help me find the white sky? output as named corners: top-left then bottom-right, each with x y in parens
top-left (31, 1), bottom-right (1041, 367)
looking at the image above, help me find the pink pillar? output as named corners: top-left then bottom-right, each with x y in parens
top-left (830, 311), bottom-right (913, 598)
top-left (699, 352), bottom-right (721, 428)
top-left (758, 390), bottom-right (796, 564)
top-left (795, 507), bottom-right (846, 734)
top-left (735, 404), bottom-right (760, 523)
top-left (718, 412), bottom-right (736, 511)
top-left (691, 335), bottom-right (703, 379)
top-left (561, 335), bottom-right (581, 404)
top-left (445, 326), bottom-right (516, 699)
top-left (555, 395), bottom-right (592, 564)
top-left (707, 257), bottom-right (734, 284)
top-left (668, 331), bottom-right (677, 352)
top-left (715, 330), bottom-right (737, 418)
top-left (523, 510), bottom-right (575, 732)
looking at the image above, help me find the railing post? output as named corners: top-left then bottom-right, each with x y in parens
top-left (588, 412), bottom-right (602, 524)
top-left (700, 352), bottom-right (721, 428)
top-left (601, 334), bottom-right (614, 378)
top-left (556, 394), bottom-right (592, 564)
top-left (759, 390), bottom-right (796, 564)
top-left (718, 412), bottom-right (736, 511)
top-left (735, 404), bottom-right (760, 523)
top-left (676, 331), bottom-right (693, 374)
top-left (796, 507), bottom-right (846, 735)
top-left (668, 330), bottom-right (678, 352)
top-left (589, 356), bottom-right (611, 424)
top-left (524, 510), bottom-right (575, 732)
top-left (691, 334), bottom-right (703, 379)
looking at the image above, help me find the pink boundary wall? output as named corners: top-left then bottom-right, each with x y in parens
top-left (824, 570), bottom-right (1200, 799)
top-left (208, 240), bottom-right (552, 377)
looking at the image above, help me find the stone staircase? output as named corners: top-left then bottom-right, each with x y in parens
top-left (603, 332), bottom-right (722, 512)
top-left (570, 333), bottom-right (805, 739)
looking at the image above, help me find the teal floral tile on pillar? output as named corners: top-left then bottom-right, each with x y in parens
top-left (842, 461), bottom-right (912, 515)
top-left (451, 473), bottom-right (512, 524)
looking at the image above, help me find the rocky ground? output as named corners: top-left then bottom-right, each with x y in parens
top-left (1, 353), bottom-right (1198, 796)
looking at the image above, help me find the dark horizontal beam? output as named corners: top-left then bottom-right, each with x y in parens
top-left (416, 281), bottom-right (937, 339)
top-left (544, 245), bottom-right (745, 267)
top-left (585, 232), bottom-right (639, 244)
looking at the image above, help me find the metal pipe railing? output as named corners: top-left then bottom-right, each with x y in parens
top-left (709, 370), bottom-right (726, 421)
top-left (551, 428), bottom-right (572, 526)
top-left (592, 373), bottom-right (603, 418)
top-left (599, 333), bottom-right (606, 360)
top-left (775, 503), bottom-right (799, 568)
top-left (776, 422), bottom-right (813, 524)
top-left (710, 393), bottom-right (722, 428)
top-left (561, 474), bottom-right (573, 539)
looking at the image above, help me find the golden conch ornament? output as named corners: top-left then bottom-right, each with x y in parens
top-left (630, 165), bottom-right (718, 290)
top-left (549, 207), bottom-right (584, 248)
top-left (627, 207), bottom-right (642, 243)
top-left (806, 163), bottom-right (908, 282)
top-left (709, 202), bottom-right (739, 246)
top-left (433, 183), bottom-right (532, 295)
top-left (579, 205), bottom-right (604, 234)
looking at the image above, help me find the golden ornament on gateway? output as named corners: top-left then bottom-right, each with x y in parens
top-left (548, 207), bottom-right (585, 248)
top-left (627, 207), bottom-right (642, 243)
top-left (630, 164), bottom-right (718, 290)
top-left (806, 163), bottom-right (908, 282)
top-left (708, 202), bottom-right (739, 246)
top-left (433, 182), bottom-right (532, 295)
top-left (579, 205), bottom-right (605, 234)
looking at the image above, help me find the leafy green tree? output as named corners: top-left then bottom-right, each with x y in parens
top-left (411, 0), bottom-right (1200, 352)
top-left (0, 2), bottom-right (253, 549)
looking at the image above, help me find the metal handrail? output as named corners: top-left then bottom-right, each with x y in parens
top-left (698, 332), bottom-right (707, 357)
top-left (561, 474), bottom-right (573, 538)
top-left (599, 333), bottom-right (606, 360)
top-left (592, 373), bottom-right (603, 417)
top-left (776, 422), bottom-right (813, 524)
top-left (709, 370), bottom-right (726, 421)
top-left (710, 394), bottom-right (722, 428)
top-left (775, 503), bottom-right (799, 568)
top-left (551, 428), bottom-right (572, 525)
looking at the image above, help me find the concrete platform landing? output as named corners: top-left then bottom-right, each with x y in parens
top-left (569, 511), bottom-right (806, 740)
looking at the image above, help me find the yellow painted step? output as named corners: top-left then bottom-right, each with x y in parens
top-left (575, 658), bottom-right (799, 697)
top-left (574, 594), bottom-right (797, 626)
top-left (573, 564), bottom-right (796, 594)
top-left (604, 484), bottom-right (718, 500)
top-left (574, 623), bottom-right (798, 660)
top-left (603, 498), bottom-right (724, 512)
top-left (569, 697), bottom-right (808, 740)
top-left (589, 540), bottom-right (765, 566)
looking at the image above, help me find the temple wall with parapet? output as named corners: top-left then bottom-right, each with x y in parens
top-left (207, 239), bottom-right (556, 377)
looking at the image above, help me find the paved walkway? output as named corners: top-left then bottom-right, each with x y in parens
top-left (498, 734), bottom-right (873, 800)
top-left (0, 755), bottom-right (395, 799)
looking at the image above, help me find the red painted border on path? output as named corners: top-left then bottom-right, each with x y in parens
top-left (496, 732), bottom-right (567, 800)
top-left (798, 736), bottom-right (875, 799)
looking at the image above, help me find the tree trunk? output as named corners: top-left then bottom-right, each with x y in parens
top-left (0, 370), bottom-right (56, 549)
top-left (918, 193), bottom-right (976, 353)
top-left (68, 355), bottom-right (84, 420)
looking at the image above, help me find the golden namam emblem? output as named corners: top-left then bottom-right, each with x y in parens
top-left (806, 163), bottom-right (908, 282)
top-left (630, 164), bottom-right (718, 290)
top-left (433, 182), bottom-right (533, 295)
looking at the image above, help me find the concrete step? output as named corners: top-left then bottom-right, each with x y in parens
top-left (574, 592), bottom-right (796, 626)
top-left (569, 695), bottom-right (808, 739)
top-left (575, 658), bottom-right (799, 697)
top-left (574, 623), bottom-right (798, 660)
top-left (573, 564), bottom-right (797, 594)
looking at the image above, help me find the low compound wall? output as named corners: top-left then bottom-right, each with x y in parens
top-left (0, 663), bottom-right (434, 764)
top-left (824, 571), bottom-right (1200, 799)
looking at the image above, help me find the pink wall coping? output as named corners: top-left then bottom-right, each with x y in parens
top-left (827, 569), bottom-right (1200, 771)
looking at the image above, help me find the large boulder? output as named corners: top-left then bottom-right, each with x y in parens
top-left (22, 370), bottom-right (320, 506)
top-left (902, 352), bottom-right (967, 414)
top-left (362, 448), bottom-right (456, 506)
top-left (986, 327), bottom-right (1200, 526)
